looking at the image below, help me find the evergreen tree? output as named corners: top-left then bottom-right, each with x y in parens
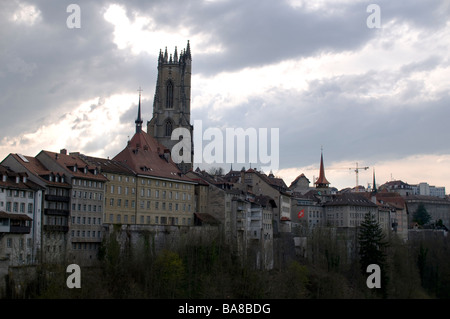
top-left (413, 203), bottom-right (431, 226)
top-left (358, 212), bottom-right (389, 297)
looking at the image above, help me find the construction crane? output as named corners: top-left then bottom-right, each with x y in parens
top-left (306, 162), bottom-right (369, 191)
top-left (349, 162), bottom-right (369, 191)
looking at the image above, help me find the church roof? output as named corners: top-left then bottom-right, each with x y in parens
top-left (113, 131), bottom-right (194, 183)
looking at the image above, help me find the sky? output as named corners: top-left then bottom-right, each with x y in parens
top-left (1, 0), bottom-right (450, 193)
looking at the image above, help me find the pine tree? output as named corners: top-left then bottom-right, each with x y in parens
top-left (413, 203), bottom-right (431, 226)
top-left (358, 212), bottom-right (389, 296)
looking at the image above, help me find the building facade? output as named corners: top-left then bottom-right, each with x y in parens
top-left (0, 165), bottom-right (43, 266)
top-left (35, 150), bottom-right (107, 265)
top-left (2, 153), bottom-right (72, 264)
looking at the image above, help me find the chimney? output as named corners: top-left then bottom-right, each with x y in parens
top-left (60, 149), bottom-right (67, 155)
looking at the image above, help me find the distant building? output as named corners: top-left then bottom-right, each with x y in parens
top-left (35, 150), bottom-right (107, 266)
top-left (78, 155), bottom-right (137, 226)
top-left (289, 173), bottom-right (311, 195)
top-left (113, 97), bottom-right (197, 228)
top-left (379, 180), bottom-right (414, 196)
top-left (410, 182), bottom-right (446, 198)
top-left (404, 195), bottom-right (450, 229)
top-left (322, 193), bottom-right (386, 230)
top-left (2, 153), bottom-right (71, 264)
top-left (188, 169), bottom-right (275, 270)
top-left (0, 164), bottom-right (43, 266)
top-left (232, 168), bottom-right (291, 234)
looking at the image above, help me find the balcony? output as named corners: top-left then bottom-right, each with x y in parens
top-left (44, 208), bottom-right (70, 216)
top-left (45, 194), bottom-right (70, 202)
top-left (10, 225), bottom-right (31, 234)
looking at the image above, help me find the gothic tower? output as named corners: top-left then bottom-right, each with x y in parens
top-left (147, 40), bottom-right (193, 173)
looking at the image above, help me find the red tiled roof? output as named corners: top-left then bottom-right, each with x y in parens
top-left (9, 154), bottom-right (71, 188)
top-left (113, 131), bottom-right (195, 183)
top-left (39, 150), bottom-right (108, 182)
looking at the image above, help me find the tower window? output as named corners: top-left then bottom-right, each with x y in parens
top-left (166, 80), bottom-right (174, 108)
top-left (165, 120), bottom-right (173, 137)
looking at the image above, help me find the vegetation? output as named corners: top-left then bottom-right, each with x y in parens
top-left (4, 224), bottom-right (450, 299)
top-left (413, 203), bottom-right (432, 226)
top-left (358, 213), bottom-right (389, 297)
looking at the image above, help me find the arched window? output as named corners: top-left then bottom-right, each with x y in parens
top-left (166, 80), bottom-right (174, 108)
top-left (165, 120), bottom-right (173, 137)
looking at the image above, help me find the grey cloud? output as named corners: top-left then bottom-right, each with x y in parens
top-left (1, 0), bottom-right (449, 171)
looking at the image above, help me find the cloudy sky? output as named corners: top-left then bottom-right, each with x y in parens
top-left (1, 0), bottom-right (450, 192)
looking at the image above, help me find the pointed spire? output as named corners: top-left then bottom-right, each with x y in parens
top-left (174, 46), bottom-right (178, 63)
top-left (158, 49), bottom-right (163, 64)
top-left (135, 87), bottom-right (143, 133)
top-left (372, 168), bottom-right (377, 193)
top-left (186, 40), bottom-right (191, 59)
top-left (315, 148), bottom-right (330, 188)
top-left (164, 47), bottom-right (168, 62)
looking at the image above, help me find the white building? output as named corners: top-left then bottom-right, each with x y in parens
top-left (0, 164), bottom-right (43, 266)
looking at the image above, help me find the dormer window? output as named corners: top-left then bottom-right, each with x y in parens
top-left (16, 176), bottom-right (20, 183)
top-left (84, 167), bottom-right (87, 174)
top-left (23, 176), bottom-right (27, 183)
top-left (2, 175), bottom-right (6, 182)
top-left (73, 165), bottom-right (77, 172)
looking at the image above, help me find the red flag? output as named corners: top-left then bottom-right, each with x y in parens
top-left (298, 209), bottom-right (305, 219)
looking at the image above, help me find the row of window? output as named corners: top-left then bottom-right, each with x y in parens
top-left (71, 242), bottom-right (100, 250)
top-left (0, 201), bottom-right (33, 214)
top-left (108, 213), bottom-right (192, 226)
top-left (70, 229), bottom-right (102, 238)
top-left (108, 198), bottom-right (192, 212)
top-left (71, 203), bottom-right (103, 212)
top-left (72, 190), bottom-right (103, 200)
top-left (106, 174), bottom-right (192, 190)
top-left (71, 216), bottom-right (101, 225)
top-left (108, 186), bottom-right (192, 200)
top-left (5, 237), bottom-right (32, 249)
top-left (0, 189), bottom-right (34, 198)
top-left (72, 178), bottom-right (104, 189)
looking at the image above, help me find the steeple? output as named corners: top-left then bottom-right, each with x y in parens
top-left (315, 149), bottom-right (330, 188)
top-left (372, 168), bottom-right (377, 193)
top-left (186, 40), bottom-right (191, 59)
top-left (174, 46), bottom-right (178, 63)
top-left (135, 88), bottom-right (143, 133)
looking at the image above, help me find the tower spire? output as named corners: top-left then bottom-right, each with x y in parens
top-left (135, 87), bottom-right (143, 133)
top-left (372, 168), bottom-right (377, 193)
top-left (315, 148), bottom-right (330, 188)
top-left (186, 40), bottom-right (191, 59)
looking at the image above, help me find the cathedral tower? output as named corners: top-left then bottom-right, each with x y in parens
top-left (147, 41), bottom-right (193, 173)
